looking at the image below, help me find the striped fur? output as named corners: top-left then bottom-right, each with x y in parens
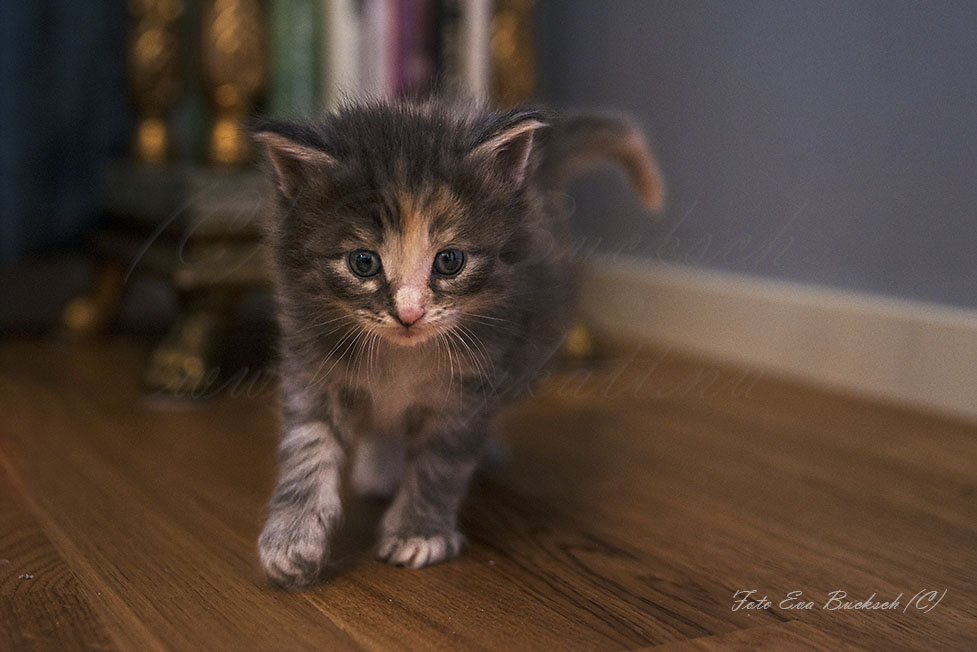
top-left (253, 99), bottom-right (662, 589)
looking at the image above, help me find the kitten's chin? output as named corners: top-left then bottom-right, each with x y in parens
top-left (384, 326), bottom-right (433, 347)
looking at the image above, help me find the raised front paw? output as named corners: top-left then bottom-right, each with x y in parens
top-left (258, 510), bottom-right (332, 590)
top-left (376, 530), bottom-right (465, 569)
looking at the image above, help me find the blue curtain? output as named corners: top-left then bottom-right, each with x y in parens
top-left (0, 2), bottom-right (131, 264)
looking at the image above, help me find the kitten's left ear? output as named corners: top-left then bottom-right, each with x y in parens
top-left (471, 111), bottom-right (548, 187)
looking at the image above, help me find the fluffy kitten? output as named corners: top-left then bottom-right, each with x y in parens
top-left (253, 100), bottom-right (662, 589)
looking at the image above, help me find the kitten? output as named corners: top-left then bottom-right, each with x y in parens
top-left (253, 99), bottom-right (662, 589)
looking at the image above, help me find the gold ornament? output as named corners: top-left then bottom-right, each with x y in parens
top-left (201, 0), bottom-right (267, 165)
top-left (125, 0), bottom-right (185, 163)
top-left (491, 0), bottom-right (536, 108)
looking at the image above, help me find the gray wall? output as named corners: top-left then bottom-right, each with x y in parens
top-left (538, 1), bottom-right (977, 309)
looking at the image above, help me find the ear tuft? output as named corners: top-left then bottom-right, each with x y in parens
top-left (253, 126), bottom-right (336, 199)
top-left (471, 114), bottom-right (547, 187)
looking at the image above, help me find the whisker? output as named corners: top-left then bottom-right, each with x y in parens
top-left (446, 329), bottom-right (487, 410)
top-left (449, 328), bottom-right (487, 384)
top-left (450, 327), bottom-right (497, 408)
top-left (289, 312), bottom-right (354, 336)
top-left (313, 324), bottom-right (364, 384)
top-left (367, 329), bottom-right (380, 383)
top-left (462, 312), bottom-right (521, 335)
top-left (457, 323), bottom-right (496, 374)
top-left (440, 332), bottom-right (460, 409)
top-left (463, 311), bottom-right (515, 326)
top-left (333, 325), bottom-right (369, 382)
top-left (348, 326), bottom-right (371, 392)
top-left (308, 327), bottom-right (356, 384)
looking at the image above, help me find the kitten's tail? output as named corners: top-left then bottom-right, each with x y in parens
top-left (536, 112), bottom-right (665, 212)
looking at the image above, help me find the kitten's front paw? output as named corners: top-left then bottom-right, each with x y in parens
top-left (376, 531), bottom-right (465, 569)
top-left (258, 510), bottom-right (332, 589)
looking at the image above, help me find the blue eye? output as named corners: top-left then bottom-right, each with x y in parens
top-left (348, 250), bottom-right (382, 277)
top-left (433, 249), bottom-right (465, 276)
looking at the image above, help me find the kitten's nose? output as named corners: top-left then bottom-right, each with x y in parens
top-left (396, 305), bottom-right (425, 327)
top-left (394, 286), bottom-right (427, 327)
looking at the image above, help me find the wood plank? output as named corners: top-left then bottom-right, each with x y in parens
top-left (640, 621), bottom-right (862, 651)
top-left (0, 341), bottom-right (361, 652)
top-left (497, 345), bottom-right (977, 650)
top-left (0, 465), bottom-right (117, 651)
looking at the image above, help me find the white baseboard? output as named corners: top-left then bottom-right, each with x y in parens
top-left (578, 257), bottom-right (977, 422)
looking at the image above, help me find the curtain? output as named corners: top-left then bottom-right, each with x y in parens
top-left (0, 2), bottom-right (131, 264)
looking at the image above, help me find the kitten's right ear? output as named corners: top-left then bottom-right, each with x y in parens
top-left (252, 120), bottom-right (336, 199)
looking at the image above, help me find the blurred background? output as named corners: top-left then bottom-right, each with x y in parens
top-left (539, 1), bottom-right (977, 308)
top-left (2, 1), bottom-right (976, 412)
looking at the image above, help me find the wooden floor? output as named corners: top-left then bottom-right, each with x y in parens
top-left (1, 337), bottom-right (975, 651)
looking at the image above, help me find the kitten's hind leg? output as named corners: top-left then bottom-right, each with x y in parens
top-left (258, 422), bottom-right (346, 589)
top-left (376, 419), bottom-right (486, 569)
top-left (350, 435), bottom-right (404, 499)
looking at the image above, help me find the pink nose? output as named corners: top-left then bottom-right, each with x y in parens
top-left (396, 305), bottom-right (425, 327)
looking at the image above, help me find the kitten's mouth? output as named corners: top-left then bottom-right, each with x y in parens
top-left (385, 325), bottom-right (433, 347)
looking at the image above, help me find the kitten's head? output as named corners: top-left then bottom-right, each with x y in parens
top-left (254, 101), bottom-right (548, 349)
